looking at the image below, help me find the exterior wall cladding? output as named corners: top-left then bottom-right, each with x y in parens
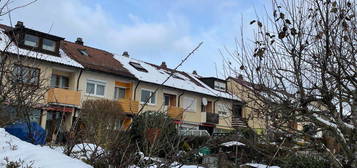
top-left (0, 22), bottom-right (249, 138)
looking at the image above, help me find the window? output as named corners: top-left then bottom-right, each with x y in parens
top-left (182, 96), bottom-right (196, 112)
top-left (129, 62), bottom-right (148, 72)
top-left (214, 81), bottom-right (226, 91)
top-left (24, 34), bottom-right (39, 47)
top-left (86, 80), bottom-right (106, 96)
top-left (164, 95), bottom-right (170, 106)
top-left (42, 38), bottom-right (56, 51)
top-left (217, 103), bottom-right (229, 116)
top-left (50, 74), bottom-right (69, 89)
top-left (13, 65), bottom-right (39, 85)
top-left (114, 87), bottom-right (126, 99)
top-left (78, 49), bottom-right (89, 56)
top-left (140, 89), bottom-right (156, 104)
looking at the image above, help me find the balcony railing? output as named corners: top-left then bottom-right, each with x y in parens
top-left (118, 98), bottom-right (139, 114)
top-left (47, 88), bottom-right (81, 106)
top-left (231, 117), bottom-right (246, 127)
top-left (206, 112), bottom-right (219, 124)
top-left (167, 106), bottom-right (184, 120)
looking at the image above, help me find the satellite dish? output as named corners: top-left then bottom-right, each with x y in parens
top-left (202, 98), bottom-right (208, 106)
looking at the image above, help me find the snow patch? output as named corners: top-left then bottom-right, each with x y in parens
top-left (0, 128), bottom-right (92, 168)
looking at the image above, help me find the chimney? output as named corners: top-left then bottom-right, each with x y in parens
top-left (160, 61), bottom-right (167, 68)
top-left (75, 37), bottom-right (84, 45)
top-left (15, 21), bottom-right (24, 29)
top-left (237, 74), bottom-right (243, 80)
top-left (122, 51), bottom-right (129, 57)
top-left (192, 70), bottom-right (197, 75)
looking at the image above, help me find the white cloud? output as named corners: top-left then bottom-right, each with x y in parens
top-left (0, 0), bottom-right (270, 77)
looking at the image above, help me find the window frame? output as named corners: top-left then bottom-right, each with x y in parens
top-left (214, 81), bottom-right (226, 91)
top-left (50, 74), bottom-right (69, 89)
top-left (114, 86), bottom-right (126, 99)
top-left (42, 38), bottom-right (56, 52)
top-left (24, 34), bottom-right (39, 47)
top-left (140, 88), bottom-right (156, 105)
top-left (12, 64), bottom-right (40, 86)
top-left (182, 96), bottom-right (196, 112)
top-left (85, 79), bottom-right (106, 97)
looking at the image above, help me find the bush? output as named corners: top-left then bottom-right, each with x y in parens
top-left (280, 154), bottom-right (330, 168)
top-left (130, 111), bottom-right (178, 158)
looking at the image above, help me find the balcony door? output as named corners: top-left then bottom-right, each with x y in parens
top-left (232, 103), bottom-right (243, 118)
top-left (164, 93), bottom-right (177, 107)
top-left (50, 74), bottom-right (69, 89)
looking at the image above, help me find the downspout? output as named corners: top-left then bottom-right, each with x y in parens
top-left (76, 69), bottom-right (83, 91)
top-left (177, 92), bottom-right (185, 107)
top-left (213, 98), bottom-right (220, 114)
top-left (133, 81), bottom-right (141, 101)
top-left (74, 69), bottom-right (83, 119)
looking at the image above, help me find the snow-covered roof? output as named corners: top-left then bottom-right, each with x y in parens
top-left (114, 55), bottom-right (240, 100)
top-left (0, 128), bottom-right (92, 168)
top-left (0, 29), bottom-right (83, 68)
top-left (221, 141), bottom-right (246, 147)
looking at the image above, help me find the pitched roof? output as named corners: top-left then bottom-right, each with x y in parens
top-left (0, 24), bottom-right (83, 68)
top-left (114, 55), bottom-right (240, 100)
top-left (61, 41), bottom-right (136, 79)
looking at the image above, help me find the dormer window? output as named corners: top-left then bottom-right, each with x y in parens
top-left (7, 22), bottom-right (64, 56)
top-left (42, 38), bottom-right (56, 51)
top-left (214, 81), bottom-right (226, 91)
top-left (24, 34), bottom-right (39, 47)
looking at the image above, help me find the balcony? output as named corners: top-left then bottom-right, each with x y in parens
top-left (167, 106), bottom-right (184, 120)
top-left (201, 112), bottom-right (219, 124)
top-left (206, 112), bottom-right (219, 124)
top-left (118, 98), bottom-right (139, 114)
top-left (231, 117), bottom-right (246, 128)
top-left (47, 88), bottom-right (81, 106)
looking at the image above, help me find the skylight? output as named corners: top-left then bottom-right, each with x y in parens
top-left (129, 62), bottom-right (148, 72)
top-left (78, 49), bottom-right (89, 56)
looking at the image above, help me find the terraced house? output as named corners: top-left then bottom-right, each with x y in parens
top-left (0, 22), bottom-right (244, 139)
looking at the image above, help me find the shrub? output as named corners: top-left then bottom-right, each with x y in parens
top-left (130, 111), bottom-right (178, 158)
top-left (280, 154), bottom-right (330, 168)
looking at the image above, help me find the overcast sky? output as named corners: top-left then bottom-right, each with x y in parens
top-left (2, 0), bottom-right (270, 78)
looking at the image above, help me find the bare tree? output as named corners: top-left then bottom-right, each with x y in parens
top-left (225, 0), bottom-right (357, 167)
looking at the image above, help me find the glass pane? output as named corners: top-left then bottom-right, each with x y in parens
top-left (114, 87), bottom-right (126, 99)
top-left (96, 84), bottom-right (105, 96)
top-left (61, 76), bottom-right (69, 89)
top-left (42, 39), bottom-right (56, 51)
top-left (119, 88), bottom-right (126, 99)
top-left (141, 90), bottom-right (150, 103)
top-left (150, 92), bottom-right (156, 104)
top-left (164, 95), bottom-right (170, 106)
top-left (24, 34), bottom-right (39, 47)
top-left (50, 75), bottom-right (57, 88)
top-left (86, 83), bottom-right (95, 94)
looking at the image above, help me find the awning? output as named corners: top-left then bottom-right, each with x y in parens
top-left (44, 106), bottom-right (75, 113)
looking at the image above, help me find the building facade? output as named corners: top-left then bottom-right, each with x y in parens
top-left (0, 22), bottom-right (242, 139)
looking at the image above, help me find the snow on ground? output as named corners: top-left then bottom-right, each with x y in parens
top-left (221, 141), bottom-right (246, 147)
top-left (52, 143), bottom-right (104, 160)
top-left (0, 128), bottom-right (92, 168)
top-left (241, 163), bottom-right (280, 168)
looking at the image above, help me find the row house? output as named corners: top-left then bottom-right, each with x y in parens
top-left (0, 22), bottom-right (243, 138)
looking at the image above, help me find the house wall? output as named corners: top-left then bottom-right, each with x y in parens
top-left (227, 79), bottom-right (267, 131)
top-left (133, 82), bottom-right (233, 129)
top-left (77, 70), bottom-right (135, 104)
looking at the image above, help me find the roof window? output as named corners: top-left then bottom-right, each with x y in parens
top-left (78, 49), bottom-right (89, 56)
top-left (129, 62), bottom-right (147, 72)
